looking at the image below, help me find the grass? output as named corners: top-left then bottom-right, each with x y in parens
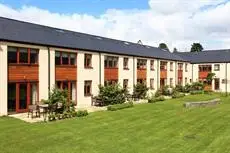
top-left (1, 93), bottom-right (230, 153)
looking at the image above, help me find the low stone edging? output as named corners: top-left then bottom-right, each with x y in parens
top-left (184, 98), bottom-right (221, 108)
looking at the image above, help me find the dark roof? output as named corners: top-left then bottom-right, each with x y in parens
top-left (174, 49), bottom-right (230, 63)
top-left (0, 17), bottom-right (186, 61)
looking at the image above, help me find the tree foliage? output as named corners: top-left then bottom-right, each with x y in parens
top-left (158, 43), bottom-right (169, 51)
top-left (190, 43), bottom-right (204, 52)
top-left (133, 83), bottom-right (149, 99)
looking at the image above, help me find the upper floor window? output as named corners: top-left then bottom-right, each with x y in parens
top-left (55, 51), bottom-right (77, 66)
top-left (150, 60), bottom-right (154, 70)
top-left (8, 46), bottom-right (39, 64)
top-left (214, 64), bottom-right (220, 71)
top-left (104, 56), bottom-right (118, 68)
top-left (84, 54), bottom-right (92, 68)
top-left (170, 62), bottom-right (173, 71)
top-left (178, 63), bottom-right (183, 71)
top-left (123, 58), bottom-right (129, 69)
top-left (137, 59), bottom-right (147, 69)
top-left (185, 64), bottom-right (188, 72)
top-left (160, 61), bottom-right (167, 70)
top-left (199, 65), bottom-right (212, 72)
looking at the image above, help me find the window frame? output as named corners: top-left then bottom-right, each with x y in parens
top-left (104, 56), bottom-right (118, 68)
top-left (137, 59), bottom-right (147, 69)
top-left (170, 62), bottom-right (173, 71)
top-left (8, 46), bottom-right (39, 65)
top-left (84, 54), bottom-right (93, 68)
top-left (84, 80), bottom-right (92, 97)
top-left (55, 51), bottom-right (77, 66)
top-left (214, 64), bottom-right (220, 71)
top-left (123, 58), bottom-right (129, 70)
top-left (150, 60), bottom-right (155, 71)
top-left (150, 78), bottom-right (154, 90)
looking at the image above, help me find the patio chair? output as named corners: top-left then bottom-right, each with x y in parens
top-left (28, 105), bottom-right (40, 119)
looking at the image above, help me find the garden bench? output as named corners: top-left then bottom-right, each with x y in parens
top-left (91, 96), bottom-right (104, 106)
top-left (184, 98), bottom-right (221, 108)
top-left (28, 105), bottom-right (40, 119)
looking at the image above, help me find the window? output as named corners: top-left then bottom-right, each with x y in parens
top-left (137, 79), bottom-right (146, 85)
top-left (19, 48), bottom-right (28, 63)
top-left (104, 56), bottom-right (118, 68)
top-left (30, 49), bottom-right (38, 64)
top-left (123, 58), bottom-right (129, 69)
top-left (84, 81), bottom-right (92, 96)
top-left (178, 63), bottom-right (183, 71)
top-left (7, 46), bottom-right (39, 64)
top-left (199, 65), bottom-right (212, 72)
top-left (160, 61), bottom-right (167, 70)
top-left (150, 79), bottom-right (154, 89)
top-left (56, 81), bottom-right (76, 100)
top-left (137, 59), bottom-right (147, 69)
top-left (150, 60), bottom-right (154, 70)
top-left (185, 77), bottom-right (188, 84)
top-left (123, 79), bottom-right (128, 89)
top-left (84, 54), bottom-right (92, 68)
top-left (185, 64), bottom-right (188, 72)
top-left (170, 62), bottom-right (173, 71)
top-left (214, 64), bottom-right (220, 71)
top-left (190, 79), bottom-right (192, 83)
top-left (170, 78), bottom-right (173, 87)
top-left (55, 51), bottom-right (77, 66)
top-left (104, 80), bottom-right (118, 86)
top-left (8, 47), bottom-right (17, 63)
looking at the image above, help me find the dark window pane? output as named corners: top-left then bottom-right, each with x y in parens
top-left (19, 48), bottom-right (28, 63)
top-left (62, 53), bottom-right (69, 65)
top-left (55, 52), bottom-right (61, 65)
top-left (30, 49), bottom-right (38, 64)
top-left (70, 54), bottom-right (76, 65)
top-left (8, 47), bottom-right (17, 63)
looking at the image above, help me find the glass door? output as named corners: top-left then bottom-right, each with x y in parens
top-left (8, 83), bottom-right (16, 113)
top-left (18, 83), bottom-right (28, 112)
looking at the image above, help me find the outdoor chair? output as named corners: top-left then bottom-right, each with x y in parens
top-left (28, 104), bottom-right (40, 119)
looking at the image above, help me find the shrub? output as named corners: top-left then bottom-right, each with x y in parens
top-left (155, 89), bottom-right (163, 97)
top-left (175, 85), bottom-right (183, 92)
top-left (133, 83), bottom-right (149, 99)
top-left (75, 110), bottom-right (88, 117)
top-left (162, 85), bottom-right (173, 96)
top-left (172, 92), bottom-right (185, 99)
top-left (148, 96), bottom-right (165, 103)
top-left (98, 84), bottom-right (126, 105)
top-left (183, 84), bottom-right (192, 93)
top-left (107, 102), bottom-right (134, 111)
top-left (191, 82), bottom-right (204, 91)
top-left (190, 90), bottom-right (204, 95)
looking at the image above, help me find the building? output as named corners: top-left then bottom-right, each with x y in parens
top-left (0, 17), bottom-right (227, 116)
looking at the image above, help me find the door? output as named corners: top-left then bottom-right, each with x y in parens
top-left (8, 83), bottom-right (16, 113)
top-left (17, 83), bottom-right (28, 112)
top-left (214, 78), bottom-right (220, 90)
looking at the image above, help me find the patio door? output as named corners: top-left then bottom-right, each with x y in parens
top-left (8, 82), bottom-right (38, 113)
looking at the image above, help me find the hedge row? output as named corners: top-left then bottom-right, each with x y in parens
top-left (107, 102), bottom-right (134, 111)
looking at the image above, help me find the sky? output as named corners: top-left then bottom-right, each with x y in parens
top-left (0, 0), bottom-right (230, 51)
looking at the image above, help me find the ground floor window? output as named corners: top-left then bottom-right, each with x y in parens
top-left (137, 79), bottom-right (146, 85)
top-left (8, 82), bottom-right (38, 113)
top-left (170, 78), bottom-right (173, 87)
top-left (56, 81), bottom-right (76, 101)
top-left (84, 81), bottom-right (92, 97)
top-left (150, 79), bottom-right (154, 89)
top-left (104, 80), bottom-right (118, 86)
top-left (214, 78), bottom-right (220, 90)
top-left (123, 79), bottom-right (128, 89)
top-left (178, 78), bottom-right (183, 85)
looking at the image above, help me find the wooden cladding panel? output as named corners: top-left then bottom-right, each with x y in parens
top-left (8, 65), bottom-right (39, 82)
top-left (199, 71), bottom-right (210, 79)
top-left (104, 68), bottom-right (118, 80)
top-left (137, 69), bottom-right (147, 79)
top-left (55, 66), bottom-right (77, 81)
top-left (178, 70), bottom-right (183, 78)
top-left (160, 70), bottom-right (167, 79)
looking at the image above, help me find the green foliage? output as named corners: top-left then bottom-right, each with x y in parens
top-left (98, 84), bottom-right (126, 105)
top-left (175, 84), bottom-right (183, 92)
top-left (191, 82), bottom-right (204, 91)
top-left (148, 96), bottom-right (165, 103)
top-left (155, 89), bottom-right (163, 97)
top-left (190, 90), bottom-right (204, 95)
top-left (206, 72), bottom-right (215, 83)
top-left (183, 84), bottom-right (192, 93)
top-left (74, 110), bottom-right (89, 117)
top-left (133, 83), bottom-right (149, 99)
top-left (190, 43), bottom-right (204, 52)
top-left (172, 92), bottom-right (185, 99)
top-left (107, 102), bottom-right (134, 111)
top-left (158, 43), bottom-right (169, 51)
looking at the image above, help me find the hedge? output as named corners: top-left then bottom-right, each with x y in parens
top-left (107, 102), bottom-right (134, 111)
top-left (148, 96), bottom-right (165, 103)
top-left (190, 90), bottom-right (204, 95)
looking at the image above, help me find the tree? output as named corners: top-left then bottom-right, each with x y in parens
top-left (158, 43), bottom-right (169, 51)
top-left (190, 43), bottom-right (204, 52)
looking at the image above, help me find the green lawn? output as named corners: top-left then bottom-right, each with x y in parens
top-left (1, 93), bottom-right (230, 153)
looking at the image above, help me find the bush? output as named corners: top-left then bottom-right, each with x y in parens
top-left (107, 102), bottom-right (134, 111)
top-left (75, 110), bottom-right (88, 117)
top-left (190, 90), bottom-right (204, 95)
top-left (155, 89), bottom-right (163, 97)
top-left (148, 96), bottom-right (165, 103)
top-left (172, 92), bottom-right (185, 99)
top-left (175, 85), bottom-right (183, 92)
top-left (133, 83), bottom-right (149, 99)
top-left (183, 84), bottom-right (192, 93)
top-left (162, 85), bottom-right (173, 96)
top-left (98, 84), bottom-right (126, 105)
top-left (191, 82), bottom-right (204, 91)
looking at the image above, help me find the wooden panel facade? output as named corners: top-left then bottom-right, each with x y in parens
top-left (137, 69), bottom-right (147, 79)
top-left (199, 71), bottom-right (209, 79)
top-left (55, 66), bottom-right (77, 81)
top-left (178, 70), bottom-right (183, 78)
top-left (8, 64), bottom-right (39, 82)
top-left (104, 68), bottom-right (118, 80)
top-left (160, 70), bottom-right (167, 79)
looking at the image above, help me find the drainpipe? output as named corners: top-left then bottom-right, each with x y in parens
top-left (133, 56), bottom-right (135, 90)
top-left (175, 61), bottom-right (177, 86)
top-left (225, 63), bottom-right (228, 95)
top-left (47, 47), bottom-right (51, 97)
top-left (99, 52), bottom-right (101, 85)
top-left (157, 60), bottom-right (159, 89)
top-left (192, 64), bottom-right (193, 82)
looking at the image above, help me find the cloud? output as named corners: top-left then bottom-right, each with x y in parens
top-left (0, 0), bottom-right (230, 51)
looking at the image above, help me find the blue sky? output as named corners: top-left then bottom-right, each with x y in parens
top-left (0, 0), bottom-right (149, 15)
